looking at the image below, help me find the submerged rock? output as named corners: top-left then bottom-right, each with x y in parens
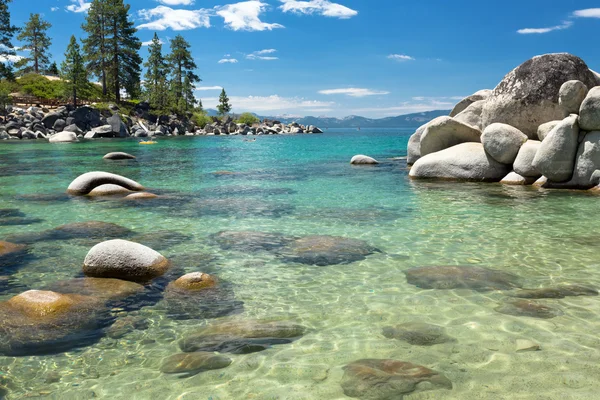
top-left (495, 299), bottom-right (563, 319)
top-left (44, 278), bottom-right (144, 301)
top-left (171, 272), bottom-right (218, 290)
top-left (106, 315), bottom-right (149, 339)
top-left (160, 352), bottom-right (232, 375)
top-left (210, 230), bottom-right (293, 253)
top-left (67, 171), bottom-right (144, 195)
top-left (129, 230), bottom-right (193, 251)
top-left (83, 239), bottom-right (170, 282)
top-left (0, 241), bottom-right (28, 269)
top-left (516, 339), bottom-right (541, 353)
top-left (405, 266), bottom-right (522, 291)
top-left (341, 359), bottom-right (452, 400)
top-left (124, 192), bottom-right (159, 200)
top-left (180, 320), bottom-right (306, 354)
top-left (0, 241), bottom-right (26, 258)
top-left (0, 290), bottom-right (110, 356)
top-left (278, 235), bottom-right (380, 266)
top-left (0, 209), bottom-right (25, 218)
top-left (382, 322), bottom-right (454, 346)
top-left (513, 284), bottom-right (598, 299)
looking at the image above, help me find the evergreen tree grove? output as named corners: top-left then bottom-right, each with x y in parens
top-left (143, 32), bottom-right (168, 112)
top-left (167, 34), bottom-right (200, 114)
top-left (16, 13), bottom-right (52, 74)
top-left (0, 0), bottom-right (18, 80)
top-left (47, 61), bottom-right (59, 76)
top-left (217, 88), bottom-right (232, 116)
top-left (61, 35), bottom-right (87, 107)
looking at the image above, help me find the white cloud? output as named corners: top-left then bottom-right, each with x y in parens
top-left (318, 88), bottom-right (390, 97)
top-left (202, 94), bottom-right (334, 113)
top-left (66, 0), bottom-right (91, 13)
top-left (352, 99), bottom-right (455, 116)
top-left (141, 38), bottom-right (165, 46)
top-left (196, 86), bottom-right (223, 91)
top-left (216, 1), bottom-right (284, 31)
top-left (247, 49), bottom-right (278, 60)
top-left (573, 8), bottom-right (600, 18)
top-left (51, 7), bottom-right (59, 12)
top-left (158, 0), bottom-right (195, 5)
top-left (218, 58), bottom-right (239, 63)
top-left (138, 6), bottom-right (211, 31)
top-left (279, 0), bottom-right (357, 19)
top-left (0, 54), bottom-right (24, 64)
top-left (388, 54), bottom-right (415, 62)
top-left (517, 20), bottom-right (572, 34)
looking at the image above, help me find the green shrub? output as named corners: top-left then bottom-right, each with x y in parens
top-left (236, 112), bottom-right (259, 125)
top-left (18, 73), bottom-right (64, 99)
top-left (192, 112), bottom-right (212, 128)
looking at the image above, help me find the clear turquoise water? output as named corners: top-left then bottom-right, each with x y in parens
top-left (1, 129), bottom-right (600, 399)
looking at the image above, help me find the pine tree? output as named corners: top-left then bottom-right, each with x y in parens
top-left (47, 61), bottom-right (59, 76)
top-left (0, 0), bottom-right (18, 80)
top-left (217, 88), bottom-right (232, 116)
top-left (15, 13), bottom-right (52, 75)
top-left (82, 0), bottom-right (109, 97)
top-left (166, 34), bottom-right (200, 114)
top-left (143, 32), bottom-right (168, 111)
top-left (61, 35), bottom-right (87, 107)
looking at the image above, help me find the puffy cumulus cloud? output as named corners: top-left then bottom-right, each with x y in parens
top-left (0, 54), bottom-right (25, 64)
top-left (66, 0), bottom-right (91, 13)
top-left (195, 86), bottom-right (224, 91)
top-left (201, 94), bottom-right (335, 113)
top-left (246, 49), bottom-right (278, 60)
top-left (387, 54), bottom-right (415, 62)
top-left (279, 0), bottom-right (357, 19)
top-left (218, 58), bottom-right (239, 63)
top-left (138, 6), bottom-right (211, 31)
top-left (216, 1), bottom-right (284, 31)
top-left (517, 20), bottom-right (572, 34)
top-left (318, 88), bottom-right (390, 97)
top-left (573, 8), bottom-right (600, 18)
top-left (157, 0), bottom-right (195, 5)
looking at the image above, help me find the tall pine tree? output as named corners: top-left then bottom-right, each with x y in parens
top-left (143, 33), bottom-right (168, 111)
top-left (16, 13), bottom-right (52, 75)
top-left (217, 88), bottom-right (232, 116)
top-left (166, 34), bottom-right (200, 114)
top-left (61, 35), bottom-right (87, 107)
top-left (0, 0), bottom-right (18, 80)
top-left (82, 0), bottom-right (109, 97)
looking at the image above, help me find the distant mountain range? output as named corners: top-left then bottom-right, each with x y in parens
top-left (205, 109), bottom-right (450, 128)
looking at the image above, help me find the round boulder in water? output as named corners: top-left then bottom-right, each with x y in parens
top-left (124, 192), bottom-right (159, 200)
top-left (405, 265), bottom-right (522, 291)
top-left (67, 171), bottom-right (144, 195)
top-left (171, 272), bottom-right (217, 291)
top-left (279, 235), bottom-right (380, 266)
top-left (83, 239), bottom-right (170, 282)
top-left (350, 155), bottom-right (379, 165)
top-left (103, 152), bottom-right (136, 160)
top-left (0, 241), bottom-right (26, 257)
top-left (44, 277), bottom-right (144, 301)
top-left (341, 359), bottom-right (452, 399)
top-left (88, 184), bottom-right (133, 197)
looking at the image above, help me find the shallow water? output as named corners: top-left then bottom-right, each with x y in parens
top-left (1, 129), bottom-right (600, 399)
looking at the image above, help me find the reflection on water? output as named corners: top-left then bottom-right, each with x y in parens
top-left (0, 130), bottom-right (600, 399)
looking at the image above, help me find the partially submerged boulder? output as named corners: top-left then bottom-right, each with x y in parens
top-left (44, 278), bottom-right (144, 301)
top-left (481, 123), bottom-right (528, 164)
top-left (350, 155), bottom-right (379, 165)
top-left (532, 114), bottom-right (580, 182)
top-left (579, 86), bottom-right (600, 131)
top-left (405, 265), bottom-right (522, 291)
top-left (170, 272), bottom-right (218, 291)
top-left (103, 152), bottom-right (136, 160)
top-left (419, 116), bottom-right (481, 157)
top-left (500, 172), bottom-right (537, 185)
top-left (67, 171), bottom-right (144, 195)
top-left (49, 131), bottom-right (78, 143)
top-left (382, 322), bottom-right (454, 346)
top-left (87, 184), bottom-right (133, 197)
top-left (481, 53), bottom-right (597, 138)
top-left (83, 239), bottom-right (170, 282)
top-left (277, 235), bottom-right (380, 266)
top-left (409, 142), bottom-right (511, 182)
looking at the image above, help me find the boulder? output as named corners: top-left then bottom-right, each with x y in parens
top-left (71, 106), bottom-right (101, 130)
top-left (537, 120), bottom-right (561, 141)
top-left (87, 184), bottom-right (133, 197)
top-left (382, 322), bottom-right (454, 346)
top-left (44, 278), bottom-right (144, 301)
top-left (107, 113), bottom-right (129, 137)
top-left (513, 140), bottom-right (542, 177)
top-left (405, 265), bottom-right (522, 291)
top-left (0, 241), bottom-right (26, 258)
top-left (559, 80), bottom-right (588, 115)
top-left (277, 235), bottom-right (380, 266)
top-left (579, 86), bottom-right (600, 131)
top-left (209, 231), bottom-right (293, 253)
top-left (41, 112), bottom-right (63, 129)
top-left (407, 124), bottom-right (426, 165)
top-left (341, 359), bottom-right (452, 399)
top-left (481, 123), bottom-right (528, 164)
top-left (409, 142), bottom-right (511, 182)
top-left (481, 53), bottom-right (598, 138)
top-left (419, 116), bottom-right (481, 156)
top-left (21, 130), bottom-right (36, 139)
top-left (350, 155), bottom-right (379, 165)
top-left (67, 171), bottom-right (144, 195)
top-left (568, 131), bottom-right (600, 188)
top-left (500, 171), bottom-right (538, 185)
top-left (49, 132), bottom-right (78, 143)
top-left (170, 272), bottom-right (218, 291)
top-left (63, 124), bottom-right (83, 135)
top-left (83, 239), bottom-right (170, 282)
top-left (124, 192), bottom-right (158, 200)
top-left (453, 99), bottom-right (485, 130)
top-left (103, 152), bottom-right (136, 160)
top-left (52, 119), bottom-right (66, 132)
top-left (160, 352), bottom-right (232, 375)
top-left (532, 114), bottom-right (580, 182)
top-left (449, 89), bottom-right (492, 117)
top-left (84, 125), bottom-right (113, 139)
top-left (495, 299), bottom-right (563, 319)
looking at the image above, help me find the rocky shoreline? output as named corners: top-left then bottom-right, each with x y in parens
top-left (0, 102), bottom-right (323, 143)
top-left (407, 53), bottom-right (600, 191)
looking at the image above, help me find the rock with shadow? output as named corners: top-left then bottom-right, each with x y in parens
top-left (382, 322), bottom-right (455, 346)
top-left (512, 284), bottom-right (598, 299)
top-left (4, 221), bottom-right (134, 245)
top-left (160, 352), bottom-right (232, 377)
top-left (209, 230), bottom-right (294, 253)
top-left (277, 235), bottom-right (381, 266)
top-left (405, 265), bottom-right (522, 291)
top-left (495, 299), bottom-right (563, 319)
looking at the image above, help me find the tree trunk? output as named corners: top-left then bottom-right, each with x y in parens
top-left (73, 86), bottom-right (77, 108)
top-left (113, 20), bottom-right (119, 103)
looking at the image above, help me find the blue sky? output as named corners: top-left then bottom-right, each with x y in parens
top-left (5, 0), bottom-right (600, 118)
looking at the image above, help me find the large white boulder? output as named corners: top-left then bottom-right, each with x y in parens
top-left (407, 124), bottom-right (426, 165)
top-left (49, 132), bottom-right (78, 143)
top-left (579, 86), bottom-right (600, 131)
top-left (481, 53), bottom-right (597, 138)
top-left (453, 100), bottom-right (485, 130)
top-left (449, 89), bottom-right (492, 117)
top-left (67, 171), bottom-right (144, 195)
top-left (537, 120), bottom-right (561, 141)
top-left (500, 172), bottom-right (537, 185)
top-left (559, 80), bottom-right (588, 115)
top-left (568, 131), bottom-right (600, 188)
top-left (350, 155), bottom-right (379, 165)
top-left (513, 140), bottom-right (542, 178)
top-left (481, 123), bottom-right (528, 164)
top-left (532, 114), bottom-right (580, 182)
top-left (419, 116), bottom-right (481, 157)
top-left (409, 142), bottom-right (511, 182)
top-left (83, 239), bottom-right (170, 282)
